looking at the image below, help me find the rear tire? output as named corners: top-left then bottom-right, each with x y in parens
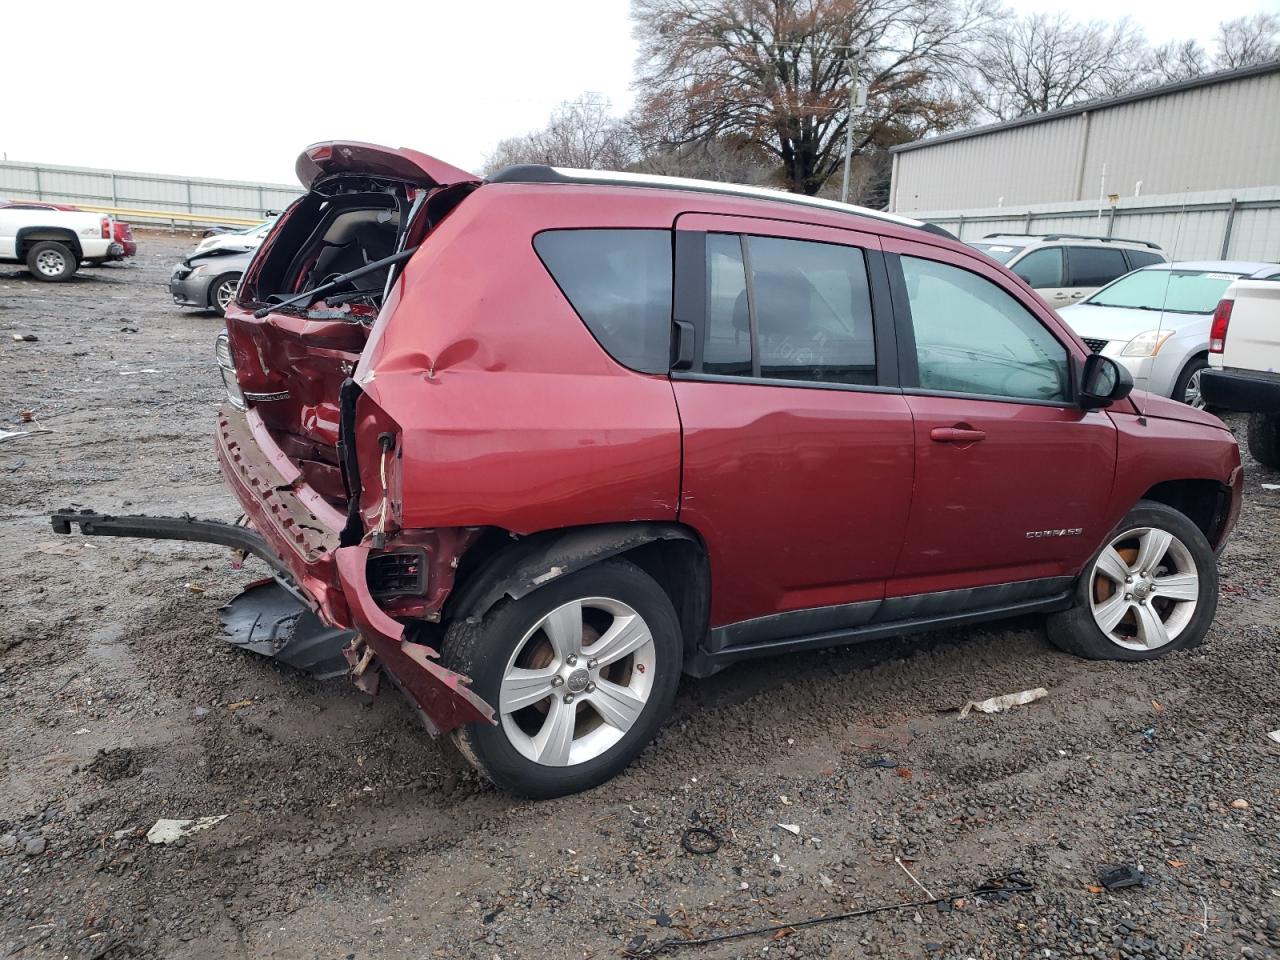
top-left (1247, 412), bottom-right (1280, 469)
top-left (25, 241), bottom-right (77, 282)
top-left (1172, 355), bottom-right (1209, 409)
top-left (1046, 500), bottom-right (1217, 661)
top-left (443, 559), bottom-right (682, 798)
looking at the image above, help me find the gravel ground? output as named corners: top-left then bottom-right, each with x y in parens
top-left (1, 232), bottom-right (1278, 960)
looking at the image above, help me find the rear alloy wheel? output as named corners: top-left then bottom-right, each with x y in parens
top-left (1047, 500), bottom-right (1217, 660)
top-left (1247, 412), bottom-right (1280, 469)
top-left (25, 241), bottom-right (77, 282)
top-left (1173, 355), bottom-right (1209, 409)
top-left (209, 274), bottom-right (240, 313)
top-left (444, 560), bottom-right (681, 798)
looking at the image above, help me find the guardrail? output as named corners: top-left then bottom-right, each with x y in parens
top-left (73, 204), bottom-right (263, 229)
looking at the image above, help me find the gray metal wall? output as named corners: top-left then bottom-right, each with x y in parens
top-left (0, 160), bottom-right (302, 223)
top-left (891, 66), bottom-right (1280, 213)
top-left (911, 187), bottom-right (1280, 263)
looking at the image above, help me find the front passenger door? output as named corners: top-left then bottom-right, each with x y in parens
top-left (884, 242), bottom-right (1118, 597)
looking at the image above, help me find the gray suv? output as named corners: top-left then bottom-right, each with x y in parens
top-left (969, 234), bottom-right (1167, 309)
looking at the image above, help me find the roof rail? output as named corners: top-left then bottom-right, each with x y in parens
top-left (488, 164), bottom-right (956, 240)
top-left (981, 232), bottom-right (1162, 250)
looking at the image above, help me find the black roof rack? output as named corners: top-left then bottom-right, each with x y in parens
top-left (488, 164), bottom-right (957, 241)
top-left (981, 232), bottom-right (1162, 251)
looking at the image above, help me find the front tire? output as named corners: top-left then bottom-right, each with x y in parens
top-left (25, 241), bottom-right (77, 282)
top-left (443, 559), bottom-right (682, 798)
top-left (1047, 500), bottom-right (1217, 661)
top-left (209, 274), bottom-right (240, 313)
top-left (1248, 412), bottom-right (1280, 469)
top-left (1173, 355), bottom-right (1209, 409)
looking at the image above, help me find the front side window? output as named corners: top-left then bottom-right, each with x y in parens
top-left (534, 229), bottom-right (673, 374)
top-left (699, 233), bottom-right (876, 386)
top-left (1067, 247), bottom-right (1130, 287)
top-left (900, 256), bottom-right (1070, 403)
top-left (1011, 247), bottom-right (1064, 288)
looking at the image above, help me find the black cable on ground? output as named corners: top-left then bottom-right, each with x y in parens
top-left (623, 870), bottom-right (1034, 957)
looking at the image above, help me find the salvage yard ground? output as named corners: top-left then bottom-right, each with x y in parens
top-left (1, 232), bottom-right (1278, 960)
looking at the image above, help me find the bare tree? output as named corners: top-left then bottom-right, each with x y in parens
top-left (631, 0), bottom-right (993, 196)
top-left (966, 14), bottom-right (1151, 120)
top-left (631, 135), bottom-right (775, 184)
top-left (1145, 39), bottom-right (1208, 84)
top-left (481, 94), bottom-right (635, 175)
top-left (1214, 13), bottom-right (1280, 69)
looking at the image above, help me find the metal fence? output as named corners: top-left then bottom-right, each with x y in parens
top-left (909, 187), bottom-right (1280, 263)
top-left (0, 159), bottom-right (302, 226)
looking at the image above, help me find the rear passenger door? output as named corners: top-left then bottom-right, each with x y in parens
top-left (1064, 245), bottom-right (1132, 302)
top-left (670, 214), bottom-right (915, 639)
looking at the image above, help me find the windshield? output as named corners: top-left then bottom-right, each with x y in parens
top-left (969, 242), bottom-right (1024, 265)
top-left (1085, 268), bottom-right (1242, 313)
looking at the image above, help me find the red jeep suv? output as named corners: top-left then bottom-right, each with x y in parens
top-left (55, 142), bottom-right (1242, 797)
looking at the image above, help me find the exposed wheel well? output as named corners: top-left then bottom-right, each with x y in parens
top-left (1140, 479), bottom-right (1231, 547)
top-left (443, 522), bottom-right (711, 664)
top-left (17, 229), bottom-right (82, 260)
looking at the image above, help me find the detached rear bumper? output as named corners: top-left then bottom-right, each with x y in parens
top-left (213, 403), bottom-right (493, 734)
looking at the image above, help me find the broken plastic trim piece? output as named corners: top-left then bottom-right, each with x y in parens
top-left (50, 509), bottom-right (287, 575)
top-left (334, 544), bottom-right (495, 735)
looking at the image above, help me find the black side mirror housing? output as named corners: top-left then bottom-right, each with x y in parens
top-left (1079, 353), bottom-right (1133, 409)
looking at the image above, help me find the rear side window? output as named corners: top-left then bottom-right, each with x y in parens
top-left (533, 229), bottom-right (673, 374)
top-left (1011, 247), bottom-right (1063, 288)
top-left (700, 233), bottom-right (877, 386)
top-left (1125, 249), bottom-right (1164, 270)
top-left (1067, 247), bottom-right (1130, 287)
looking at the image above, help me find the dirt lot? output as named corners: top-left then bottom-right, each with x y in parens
top-left (1, 231), bottom-right (1278, 960)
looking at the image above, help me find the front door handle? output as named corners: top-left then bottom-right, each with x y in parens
top-left (931, 425), bottom-right (987, 443)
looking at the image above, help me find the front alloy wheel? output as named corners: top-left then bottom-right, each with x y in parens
top-left (1046, 500), bottom-right (1218, 661)
top-left (1088, 527), bottom-right (1199, 650)
top-left (444, 559), bottom-right (682, 798)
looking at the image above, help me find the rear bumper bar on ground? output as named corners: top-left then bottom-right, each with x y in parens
top-left (48, 403), bottom-right (496, 737)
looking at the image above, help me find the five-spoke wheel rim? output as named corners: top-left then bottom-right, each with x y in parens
top-left (1183, 367), bottom-right (1206, 409)
top-left (36, 250), bottom-right (66, 277)
top-left (215, 279), bottom-right (237, 312)
top-left (500, 597), bottom-right (655, 767)
top-left (1089, 526), bottom-right (1199, 651)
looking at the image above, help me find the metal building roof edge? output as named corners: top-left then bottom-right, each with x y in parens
top-left (891, 59), bottom-right (1280, 155)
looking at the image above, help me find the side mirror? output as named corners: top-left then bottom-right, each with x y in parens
top-left (1079, 353), bottom-right (1133, 410)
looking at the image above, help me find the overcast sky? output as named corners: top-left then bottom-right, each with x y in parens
top-left (2, 0), bottom-right (1276, 186)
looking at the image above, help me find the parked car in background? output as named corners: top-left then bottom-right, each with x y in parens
top-left (969, 234), bottom-right (1166, 307)
top-left (56, 143), bottom-right (1243, 799)
top-left (0, 200), bottom-right (135, 265)
top-left (0, 202), bottom-right (123, 281)
top-left (1202, 278), bottom-right (1280, 467)
top-left (170, 247), bottom-right (254, 312)
top-left (190, 219), bottom-right (274, 258)
top-left (1059, 261), bottom-right (1280, 408)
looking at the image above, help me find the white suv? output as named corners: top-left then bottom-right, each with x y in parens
top-left (1202, 276), bottom-right (1280, 467)
top-left (969, 234), bottom-right (1167, 308)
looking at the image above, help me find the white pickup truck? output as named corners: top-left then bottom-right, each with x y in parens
top-left (0, 205), bottom-right (123, 281)
top-left (1201, 278), bottom-right (1280, 468)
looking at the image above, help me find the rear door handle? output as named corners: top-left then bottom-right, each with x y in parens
top-left (931, 426), bottom-right (987, 443)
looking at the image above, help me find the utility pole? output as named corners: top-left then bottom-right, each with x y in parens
top-left (840, 46), bottom-right (867, 204)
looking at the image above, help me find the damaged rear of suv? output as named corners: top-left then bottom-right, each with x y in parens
top-left (56, 141), bottom-right (1242, 798)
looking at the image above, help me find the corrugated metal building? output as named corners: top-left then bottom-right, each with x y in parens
top-left (889, 61), bottom-right (1280, 213)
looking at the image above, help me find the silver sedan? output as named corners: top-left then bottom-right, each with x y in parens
top-left (169, 248), bottom-right (255, 313)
